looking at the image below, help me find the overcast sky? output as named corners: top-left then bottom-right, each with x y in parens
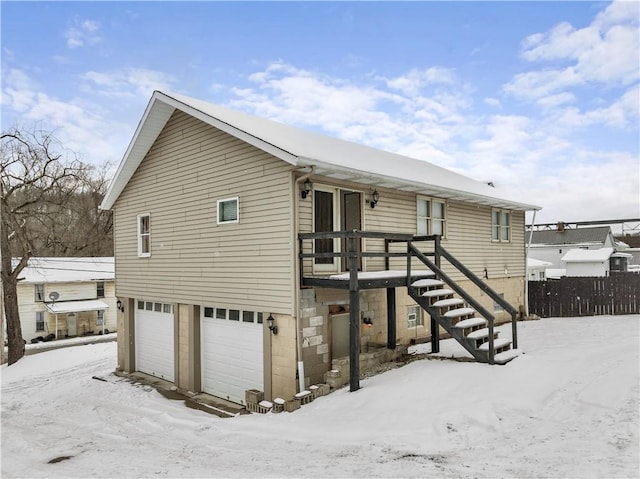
top-left (2, 1), bottom-right (638, 226)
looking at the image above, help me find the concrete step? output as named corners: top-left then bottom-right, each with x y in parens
top-left (412, 279), bottom-right (445, 288)
top-left (433, 298), bottom-right (464, 308)
top-left (478, 337), bottom-right (511, 352)
top-left (453, 316), bottom-right (486, 329)
top-left (422, 288), bottom-right (454, 298)
top-left (444, 307), bottom-right (476, 319)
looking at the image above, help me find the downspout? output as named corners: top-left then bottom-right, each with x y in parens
top-left (524, 209), bottom-right (538, 317)
top-left (293, 166), bottom-right (314, 393)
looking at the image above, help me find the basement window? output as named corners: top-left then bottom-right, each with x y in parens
top-left (407, 305), bottom-right (423, 328)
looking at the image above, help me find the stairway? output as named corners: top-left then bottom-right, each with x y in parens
top-left (408, 277), bottom-right (519, 365)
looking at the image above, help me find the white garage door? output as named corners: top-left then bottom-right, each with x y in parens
top-left (135, 300), bottom-right (175, 382)
top-left (201, 307), bottom-right (264, 405)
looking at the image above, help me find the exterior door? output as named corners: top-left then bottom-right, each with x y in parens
top-left (66, 313), bottom-right (77, 336)
top-left (331, 313), bottom-right (350, 359)
top-left (313, 186), bottom-right (362, 274)
top-left (341, 191), bottom-right (362, 270)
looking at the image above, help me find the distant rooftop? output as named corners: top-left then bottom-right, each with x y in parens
top-left (15, 257), bottom-right (114, 284)
top-left (527, 226), bottom-right (612, 246)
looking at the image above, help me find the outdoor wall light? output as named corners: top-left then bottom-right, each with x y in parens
top-left (301, 179), bottom-right (313, 199)
top-left (362, 316), bottom-right (373, 327)
top-left (370, 190), bottom-right (380, 208)
top-left (267, 314), bottom-right (278, 335)
top-left (116, 299), bottom-right (124, 312)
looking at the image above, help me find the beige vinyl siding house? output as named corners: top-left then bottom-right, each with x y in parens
top-left (101, 91), bottom-right (540, 406)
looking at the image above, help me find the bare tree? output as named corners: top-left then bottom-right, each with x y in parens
top-left (1, 127), bottom-right (106, 365)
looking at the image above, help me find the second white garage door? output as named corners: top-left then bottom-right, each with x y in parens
top-left (135, 300), bottom-right (175, 382)
top-left (201, 307), bottom-right (264, 405)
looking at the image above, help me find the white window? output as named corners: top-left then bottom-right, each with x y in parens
top-left (96, 310), bottom-right (104, 326)
top-left (417, 198), bottom-right (446, 236)
top-left (35, 284), bottom-right (45, 302)
top-left (36, 312), bottom-right (45, 332)
top-left (137, 214), bottom-right (151, 257)
top-left (492, 209), bottom-right (511, 242)
top-left (407, 305), bottom-right (423, 328)
top-left (96, 282), bottom-right (105, 298)
top-left (217, 197), bottom-right (239, 224)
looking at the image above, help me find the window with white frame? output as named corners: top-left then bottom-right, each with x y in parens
top-left (96, 310), bottom-right (104, 326)
top-left (137, 213), bottom-right (151, 257)
top-left (407, 305), bottom-right (423, 328)
top-left (217, 197), bottom-right (239, 224)
top-left (492, 209), bottom-right (511, 242)
top-left (36, 311), bottom-right (45, 332)
top-left (96, 282), bottom-right (105, 298)
top-left (417, 198), bottom-right (446, 236)
top-left (35, 284), bottom-right (45, 302)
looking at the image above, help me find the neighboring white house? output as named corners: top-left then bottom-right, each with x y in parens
top-left (527, 258), bottom-right (552, 281)
top-left (527, 226), bottom-right (618, 269)
top-left (560, 248), bottom-right (632, 277)
top-left (15, 257), bottom-right (116, 343)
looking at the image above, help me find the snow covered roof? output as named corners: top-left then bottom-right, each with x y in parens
top-left (44, 299), bottom-right (110, 314)
top-left (527, 258), bottom-right (552, 268)
top-left (561, 248), bottom-right (615, 263)
top-left (16, 257), bottom-right (115, 284)
top-left (100, 90), bottom-right (540, 212)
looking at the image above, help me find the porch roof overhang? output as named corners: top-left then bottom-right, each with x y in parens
top-left (44, 300), bottom-right (109, 314)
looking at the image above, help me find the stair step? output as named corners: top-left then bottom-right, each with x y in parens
top-left (494, 349), bottom-right (520, 364)
top-left (411, 279), bottom-right (444, 288)
top-left (478, 338), bottom-right (511, 351)
top-left (422, 288), bottom-right (454, 298)
top-left (466, 327), bottom-right (493, 340)
top-left (445, 307), bottom-right (476, 319)
top-left (432, 298), bottom-right (464, 308)
top-left (453, 316), bottom-right (486, 328)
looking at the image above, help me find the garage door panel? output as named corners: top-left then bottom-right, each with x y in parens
top-left (136, 306), bottom-right (174, 382)
top-left (201, 316), bottom-right (263, 405)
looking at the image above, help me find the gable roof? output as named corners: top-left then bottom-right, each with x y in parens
top-left (527, 226), bottom-right (613, 247)
top-left (16, 257), bottom-right (115, 284)
top-left (100, 90), bottom-right (541, 211)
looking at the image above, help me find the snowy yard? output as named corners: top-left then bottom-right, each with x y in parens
top-left (2, 315), bottom-right (638, 478)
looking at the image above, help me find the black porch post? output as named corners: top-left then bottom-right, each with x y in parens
top-left (386, 288), bottom-right (396, 349)
top-left (431, 235), bottom-right (441, 353)
top-left (348, 236), bottom-right (360, 392)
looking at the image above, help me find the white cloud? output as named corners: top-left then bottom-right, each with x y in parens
top-left (82, 68), bottom-right (177, 98)
top-left (65, 18), bottom-right (102, 49)
top-left (505, 0), bottom-right (639, 107)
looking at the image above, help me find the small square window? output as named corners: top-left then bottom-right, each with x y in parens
top-left (407, 305), bottom-right (423, 328)
top-left (137, 301), bottom-right (145, 310)
top-left (229, 309), bottom-right (240, 321)
top-left (242, 311), bottom-right (255, 323)
top-left (217, 197), bottom-right (239, 224)
top-left (204, 307), bottom-right (214, 318)
top-left (145, 301), bottom-right (153, 311)
top-left (154, 303), bottom-right (162, 312)
top-left (163, 304), bottom-right (173, 314)
top-left (257, 312), bottom-right (263, 324)
top-left (216, 308), bottom-right (227, 320)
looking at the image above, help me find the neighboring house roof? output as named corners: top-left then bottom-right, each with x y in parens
top-left (527, 258), bottom-right (552, 268)
top-left (44, 299), bottom-right (110, 314)
top-left (16, 257), bottom-right (115, 284)
top-left (561, 247), bottom-right (615, 263)
top-left (100, 90), bottom-right (540, 212)
top-left (527, 226), bottom-right (613, 246)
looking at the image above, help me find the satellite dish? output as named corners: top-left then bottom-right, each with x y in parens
top-left (49, 292), bottom-right (60, 301)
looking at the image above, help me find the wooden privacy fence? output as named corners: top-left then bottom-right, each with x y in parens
top-left (528, 273), bottom-right (640, 318)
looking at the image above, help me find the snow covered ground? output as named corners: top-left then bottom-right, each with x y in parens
top-left (1, 315), bottom-right (638, 478)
